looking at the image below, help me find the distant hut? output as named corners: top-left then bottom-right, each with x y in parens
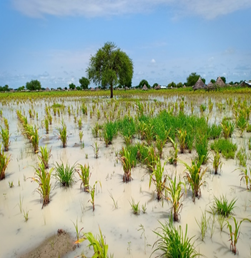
top-left (45, 87), bottom-right (50, 91)
top-left (216, 77), bottom-right (225, 87)
top-left (193, 77), bottom-right (205, 90)
top-left (155, 85), bottom-right (161, 90)
top-left (183, 85), bottom-right (186, 88)
top-left (142, 85), bottom-right (148, 91)
top-left (90, 88), bottom-right (95, 91)
top-left (125, 87), bottom-right (129, 90)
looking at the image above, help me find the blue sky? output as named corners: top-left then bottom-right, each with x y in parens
top-left (0, 0), bottom-right (251, 89)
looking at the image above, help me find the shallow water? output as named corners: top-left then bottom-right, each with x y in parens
top-left (0, 95), bottom-right (251, 258)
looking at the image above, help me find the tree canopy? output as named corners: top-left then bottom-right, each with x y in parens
top-left (152, 83), bottom-right (158, 88)
top-left (87, 42), bottom-right (133, 98)
top-left (138, 79), bottom-right (150, 89)
top-left (69, 83), bottom-right (76, 90)
top-left (79, 77), bottom-right (90, 90)
top-left (186, 73), bottom-right (205, 86)
top-left (167, 82), bottom-right (176, 88)
top-left (26, 80), bottom-right (41, 91)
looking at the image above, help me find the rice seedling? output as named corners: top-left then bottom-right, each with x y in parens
top-left (236, 147), bottom-right (247, 167)
top-left (103, 121), bottom-right (118, 147)
top-left (212, 151), bottom-right (222, 175)
top-left (130, 198), bottom-right (140, 215)
top-left (149, 159), bottom-right (167, 201)
top-left (200, 104), bottom-right (206, 113)
top-left (25, 125), bottom-right (40, 153)
top-left (79, 131), bottom-right (83, 142)
top-left (239, 166), bottom-right (251, 190)
top-left (208, 124), bottom-right (222, 139)
top-left (44, 117), bottom-right (49, 134)
top-left (168, 137), bottom-right (178, 166)
top-left (89, 181), bottom-right (102, 211)
top-left (195, 135), bottom-right (208, 164)
top-left (155, 135), bottom-right (165, 158)
top-left (81, 103), bottom-right (87, 115)
top-left (92, 142), bottom-right (99, 159)
top-left (75, 227), bottom-right (108, 257)
top-left (119, 148), bottom-right (133, 182)
top-left (211, 195), bottom-right (236, 217)
top-left (144, 145), bottom-right (158, 172)
top-left (92, 122), bottom-right (101, 138)
top-left (180, 158), bottom-right (207, 202)
top-left (236, 114), bottom-right (247, 137)
top-left (78, 118), bottom-right (82, 130)
top-left (177, 129), bottom-right (187, 153)
top-left (54, 162), bottom-right (76, 187)
top-left (152, 221), bottom-right (199, 258)
top-left (0, 127), bottom-right (10, 151)
top-left (210, 139), bottom-right (237, 159)
top-left (221, 119), bottom-right (234, 139)
top-left (165, 174), bottom-right (186, 222)
top-left (0, 146), bottom-right (10, 180)
top-left (38, 145), bottom-right (52, 169)
top-left (195, 210), bottom-right (208, 241)
top-left (209, 212), bottom-right (216, 239)
top-left (77, 164), bottom-right (90, 192)
top-left (226, 216), bottom-right (251, 255)
top-left (57, 121), bottom-right (67, 148)
top-left (31, 163), bottom-right (53, 207)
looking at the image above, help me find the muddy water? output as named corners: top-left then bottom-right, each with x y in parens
top-left (0, 96), bottom-right (251, 258)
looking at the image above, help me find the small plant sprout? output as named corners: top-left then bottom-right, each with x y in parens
top-left (77, 164), bottom-right (90, 192)
top-left (130, 198), bottom-right (140, 215)
top-left (44, 118), bottom-right (49, 134)
top-left (168, 137), bottom-right (178, 166)
top-left (177, 129), bottom-right (187, 153)
top-left (91, 142), bottom-right (99, 159)
top-left (31, 163), bottom-right (53, 207)
top-left (195, 210), bottom-right (208, 241)
top-left (23, 209), bottom-right (30, 222)
top-left (8, 181), bottom-right (14, 188)
top-left (138, 224), bottom-right (148, 254)
top-left (149, 159), bottom-right (167, 201)
top-left (89, 181), bottom-right (102, 211)
top-left (79, 131), bottom-right (84, 142)
top-left (0, 145), bottom-right (10, 180)
top-left (142, 203), bottom-right (147, 213)
top-left (226, 216), bottom-right (251, 255)
top-left (38, 145), bottom-right (52, 169)
top-left (217, 215), bottom-right (227, 232)
top-left (109, 192), bottom-right (118, 209)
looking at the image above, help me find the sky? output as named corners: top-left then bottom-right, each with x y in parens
top-left (0, 0), bottom-right (251, 89)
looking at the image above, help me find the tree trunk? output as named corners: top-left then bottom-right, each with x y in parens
top-left (110, 83), bottom-right (113, 98)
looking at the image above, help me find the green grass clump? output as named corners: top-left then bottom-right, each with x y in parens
top-left (54, 162), bottom-right (75, 187)
top-left (0, 146), bottom-right (10, 180)
top-left (208, 124), bottom-right (222, 139)
top-left (211, 195), bottom-right (236, 217)
top-left (152, 221), bottom-right (199, 258)
top-left (210, 139), bottom-right (237, 159)
top-left (51, 103), bottom-right (64, 109)
top-left (103, 121), bottom-right (118, 147)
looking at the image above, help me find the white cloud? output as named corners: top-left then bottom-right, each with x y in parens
top-left (12, 0), bottom-right (251, 19)
top-left (151, 59), bottom-right (156, 63)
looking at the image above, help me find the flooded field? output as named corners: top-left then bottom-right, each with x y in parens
top-left (0, 93), bottom-right (251, 258)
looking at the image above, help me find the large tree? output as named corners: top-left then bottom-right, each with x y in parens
top-left (79, 77), bottom-right (90, 90)
top-left (186, 73), bottom-right (205, 87)
top-left (87, 42), bottom-right (133, 98)
top-left (26, 80), bottom-right (41, 91)
top-left (138, 79), bottom-right (150, 89)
